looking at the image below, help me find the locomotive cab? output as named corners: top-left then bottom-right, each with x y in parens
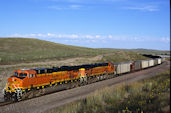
top-left (13, 69), bottom-right (36, 79)
top-left (3, 69), bottom-right (36, 101)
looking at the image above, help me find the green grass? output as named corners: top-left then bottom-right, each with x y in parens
top-left (0, 38), bottom-right (114, 64)
top-left (101, 48), bottom-right (170, 55)
top-left (99, 51), bottom-right (148, 63)
top-left (130, 49), bottom-right (170, 55)
top-left (0, 38), bottom-right (151, 65)
top-left (50, 70), bottom-right (170, 113)
top-left (165, 57), bottom-right (170, 61)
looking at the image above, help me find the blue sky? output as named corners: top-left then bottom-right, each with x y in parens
top-left (0, 0), bottom-right (170, 50)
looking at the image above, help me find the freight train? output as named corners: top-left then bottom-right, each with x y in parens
top-left (3, 58), bottom-right (163, 101)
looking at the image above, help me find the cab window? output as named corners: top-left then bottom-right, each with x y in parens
top-left (29, 74), bottom-right (35, 78)
top-left (14, 72), bottom-right (18, 77)
top-left (19, 73), bottom-right (27, 77)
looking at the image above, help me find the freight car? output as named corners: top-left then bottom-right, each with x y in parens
top-left (131, 60), bottom-right (141, 71)
top-left (148, 59), bottom-right (154, 67)
top-left (3, 58), bottom-right (163, 102)
top-left (115, 62), bottom-right (131, 74)
top-left (141, 60), bottom-right (149, 69)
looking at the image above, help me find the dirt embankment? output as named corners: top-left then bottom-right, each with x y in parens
top-left (0, 61), bottom-right (170, 113)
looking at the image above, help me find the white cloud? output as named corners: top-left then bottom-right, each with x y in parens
top-left (48, 4), bottom-right (82, 10)
top-left (123, 5), bottom-right (159, 12)
top-left (7, 33), bottom-right (170, 50)
top-left (47, 0), bottom-right (127, 10)
top-left (48, 6), bottom-right (64, 10)
top-left (9, 33), bottom-right (170, 43)
top-left (160, 37), bottom-right (170, 42)
top-left (70, 5), bottom-right (81, 9)
top-left (50, 0), bottom-right (125, 3)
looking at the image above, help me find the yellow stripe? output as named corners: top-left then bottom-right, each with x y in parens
top-left (14, 87), bottom-right (23, 89)
top-left (22, 75), bottom-right (80, 90)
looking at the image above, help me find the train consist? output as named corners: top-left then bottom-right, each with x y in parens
top-left (3, 58), bottom-right (163, 101)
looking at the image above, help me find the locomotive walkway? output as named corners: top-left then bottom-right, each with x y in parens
top-left (0, 61), bottom-right (170, 113)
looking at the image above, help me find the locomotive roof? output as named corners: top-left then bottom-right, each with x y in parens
top-left (33, 62), bottom-right (108, 74)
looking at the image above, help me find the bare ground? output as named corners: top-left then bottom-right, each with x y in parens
top-left (0, 61), bottom-right (170, 113)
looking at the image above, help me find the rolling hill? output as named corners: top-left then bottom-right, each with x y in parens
top-left (0, 37), bottom-right (165, 65)
top-left (129, 48), bottom-right (170, 55)
top-left (100, 48), bottom-right (170, 55)
top-left (0, 38), bottom-right (114, 64)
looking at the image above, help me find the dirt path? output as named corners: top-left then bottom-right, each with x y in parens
top-left (0, 61), bottom-right (170, 113)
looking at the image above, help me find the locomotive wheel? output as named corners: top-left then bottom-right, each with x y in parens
top-left (4, 94), bottom-right (10, 101)
top-left (12, 94), bottom-right (17, 102)
top-left (66, 83), bottom-right (72, 89)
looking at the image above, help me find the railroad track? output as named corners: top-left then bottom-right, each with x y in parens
top-left (0, 101), bottom-right (13, 107)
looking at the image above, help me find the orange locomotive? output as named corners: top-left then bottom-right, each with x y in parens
top-left (3, 62), bottom-right (115, 101)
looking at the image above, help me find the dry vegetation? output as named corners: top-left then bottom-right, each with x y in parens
top-left (50, 70), bottom-right (170, 113)
top-left (99, 51), bottom-right (148, 63)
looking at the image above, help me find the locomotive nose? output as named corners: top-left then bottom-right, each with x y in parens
top-left (5, 77), bottom-right (23, 92)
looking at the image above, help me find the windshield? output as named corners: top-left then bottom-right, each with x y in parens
top-left (19, 73), bottom-right (27, 77)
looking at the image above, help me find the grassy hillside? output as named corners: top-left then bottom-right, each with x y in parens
top-left (0, 38), bottom-right (114, 64)
top-left (0, 38), bottom-right (149, 65)
top-left (130, 49), bottom-right (170, 55)
top-left (100, 48), bottom-right (170, 55)
top-left (51, 70), bottom-right (170, 113)
top-left (100, 51), bottom-right (148, 63)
